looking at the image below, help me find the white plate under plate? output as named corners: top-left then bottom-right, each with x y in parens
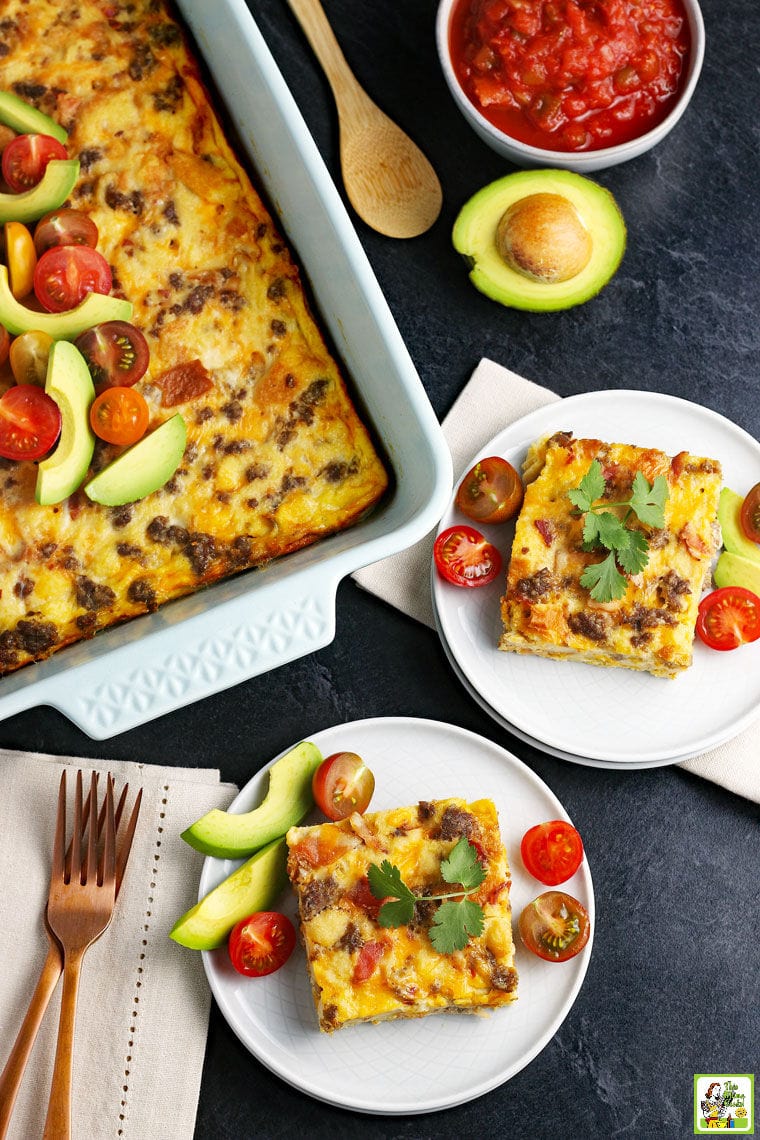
top-left (200, 717), bottom-right (594, 1115)
top-left (432, 391), bottom-right (760, 766)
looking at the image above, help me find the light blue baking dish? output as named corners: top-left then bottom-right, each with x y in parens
top-left (0, 0), bottom-right (451, 738)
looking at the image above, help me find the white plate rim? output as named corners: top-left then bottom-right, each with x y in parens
top-left (200, 716), bottom-right (595, 1114)
top-left (432, 390), bottom-right (760, 764)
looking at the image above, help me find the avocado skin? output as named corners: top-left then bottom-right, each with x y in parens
top-left (0, 90), bottom-right (67, 143)
top-left (0, 159), bottom-right (78, 224)
top-left (452, 169), bottom-right (626, 312)
top-left (713, 551), bottom-right (760, 596)
top-left (182, 741), bottom-right (323, 859)
top-left (717, 488), bottom-right (760, 567)
top-left (169, 836), bottom-right (288, 950)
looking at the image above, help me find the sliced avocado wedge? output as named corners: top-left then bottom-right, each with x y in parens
top-left (84, 413), bottom-right (186, 505)
top-left (452, 169), bottom-right (626, 312)
top-left (0, 91), bottom-right (68, 143)
top-left (35, 341), bottom-right (96, 505)
top-left (0, 265), bottom-right (132, 337)
top-left (718, 488), bottom-right (760, 567)
top-left (0, 159), bottom-right (79, 224)
top-left (713, 551), bottom-right (760, 597)
top-left (182, 741), bottom-right (323, 859)
top-left (169, 836), bottom-right (288, 950)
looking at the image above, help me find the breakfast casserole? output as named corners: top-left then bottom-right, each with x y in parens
top-left (286, 797), bottom-right (518, 1032)
top-left (0, 0), bottom-right (388, 676)
top-left (499, 432), bottom-right (722, 677)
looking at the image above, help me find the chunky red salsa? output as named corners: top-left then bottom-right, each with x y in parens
top-left (450, 0), bottom-right (690, 152)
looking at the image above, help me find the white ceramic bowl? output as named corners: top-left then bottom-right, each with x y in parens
top-left (436, 0), bottom-right (705, 173)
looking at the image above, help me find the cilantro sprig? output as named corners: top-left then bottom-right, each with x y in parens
top-left (568, 460), bottom-right (668, 602)
top-left (366, 836), bottom-right (486, 954)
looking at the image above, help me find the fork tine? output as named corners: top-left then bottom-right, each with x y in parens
top-left (115, 788), bottom-right (142, 896)
top-left (102, 774), bottom-right (116, 888)
top-left (85, 772), bottom-right (99, 884)
top-left (51, 772), bottom-right (66, 881)
top-left (70, 772), bottom-right (83, 886)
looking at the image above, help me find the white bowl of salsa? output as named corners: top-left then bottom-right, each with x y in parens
top-left (436, 0), bottom-right (705, 172)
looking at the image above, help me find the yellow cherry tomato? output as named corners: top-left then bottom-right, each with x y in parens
top-left (4, 221), bottom-right (37, 300)
top-left (9, 329), bottom-right (53, 386)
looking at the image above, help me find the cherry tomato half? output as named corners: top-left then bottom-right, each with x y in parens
top-left (696, 587), bottom-right (760, 651)
top-left (33, 207), bottom-right (99, 256)
top-left (90, 386), bottom-right (150, 446)
top-left (4, 221), bottom-right (37, 299)
top-left (9, 329), bottom-right (53, 386)
top-left (33, 245), bottom-right (112, 313)
top-left (433, 524), bottom-right (502, 588)
top-left (312, 751), bottom-right (375, 821)
top-left (1, 133), bottom-right (68, 192)
top-left (518, 891), bottom-right (591, 963)
top-left (455, 456), bottom-right (524, 524)
top-left (228, 911), bottom-right (296, 978)
top-left (0, 383), bottom-right (61, 460)
top-left (75, 320), bottom-right (150, 389)
top-left (740, 482), bottom-right (760, 545)
top-left (521, 821), bottom-right (584, 886)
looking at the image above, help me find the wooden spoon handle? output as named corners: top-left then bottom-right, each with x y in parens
top-left (286, 0), bottom-right (369, 119)
top-left (42, 949), bottom-right (84, 1140)
top-left (0, 942), bottom-right (63, 1139)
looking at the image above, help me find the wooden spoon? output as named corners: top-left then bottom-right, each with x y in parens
top-left (286, 0), bottom-right (442, 238)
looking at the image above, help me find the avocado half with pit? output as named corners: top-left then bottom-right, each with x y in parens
top-left (453, 169), bottom-right (626, 312)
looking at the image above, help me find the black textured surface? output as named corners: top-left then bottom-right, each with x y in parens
top-left (2, 1), bottom-right (758, 1137)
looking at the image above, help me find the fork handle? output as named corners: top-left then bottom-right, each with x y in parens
top-left (0, 943), bottom-right (63, 1139)
top-left (42, 948), bottom-right (85, 1140)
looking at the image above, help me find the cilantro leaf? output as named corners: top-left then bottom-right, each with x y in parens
top-left (368, 860), bottom-right (415, 927)
top-left (580, 551), bottom-right (628, 601)
top-left (440, 837), bottom-right (486, 892)
top-left (593, 510), bottom-right (630, 550)
top-left (614, 527), bottom-right (649, 575)
top-left (629, 472), bottom-right (668, 528)
top-left (567, 459), bottom-right (605, 513)
top-left (430, 898), bottom-right (485, 954)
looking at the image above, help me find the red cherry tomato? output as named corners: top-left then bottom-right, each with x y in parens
top-left (33, 245), bottom-right (112, 313)
top-left (312, 751), bottom-right (375, 821)
top-left (521, 821), bottom-right (584, 886)
top-left (228, 911), bottom-right (296, 977)
top-left (33, 208), bottom-right (99, 256)
top-left (696, 587), bottom-right (760, 651)
top-left (518, 891), bottom-right (590, 963)
top-left (455, 456), bottom-right (524, 524)
top-left (740, 482), bottom-right (760, 545)
top-left (433, 524), bottom-right (502, 587)
top-left (75, 320), bottom-right (150, 389)
top-left (1, 133), bottom-right (68, 192)
top-left (90, 386), bottom-right (150, 446)
top-left (0, 383), bottom-right (61, 460)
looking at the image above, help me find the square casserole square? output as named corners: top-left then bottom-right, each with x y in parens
top-left (499, 433), bottom-right (723, 678)
top-left (286, 798), bottom-right (517, 1032)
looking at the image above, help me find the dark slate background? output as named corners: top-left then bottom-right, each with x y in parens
top-left (1, 1), bottom-right (757, 1137)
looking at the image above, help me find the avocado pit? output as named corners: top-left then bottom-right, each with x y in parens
top-left (496, 193), bottom-right (592, 284)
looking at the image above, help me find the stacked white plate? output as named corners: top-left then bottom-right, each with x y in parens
top-left (431, 391), bottom-right (760, 770)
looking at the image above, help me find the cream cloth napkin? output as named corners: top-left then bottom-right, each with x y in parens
top-left (0, 748), bottom-right (237, 1140)
top-left (354, 357), bottom-right (760, 804)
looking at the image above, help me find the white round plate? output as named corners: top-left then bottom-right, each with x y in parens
top-left (432, 589), bottom-right (702, 770)
top-left (201, 717), bottom-right (594, 1114)
top-left (432, 391), bottom-right (760, 766)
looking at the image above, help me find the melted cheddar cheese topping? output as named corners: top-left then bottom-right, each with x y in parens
top-left (0, 0), bottom-right (388, 674)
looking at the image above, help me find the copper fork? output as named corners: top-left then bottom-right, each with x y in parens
top-left (0, 777), bottom-right (141, 1139)
top-left (37, 771), bottom-right (116, 1140)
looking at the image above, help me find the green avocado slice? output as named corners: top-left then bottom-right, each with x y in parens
top-left (0, 90), bottom-right (68, 143)
top-left (717, 488), bottom-right (760, 567)
top-left (84, 414), bottom-right (187, 505)
top-left (713, 551), bottom-right (760, 597)
top-left (35, 341), bottom-right (96, 505)
top-left (0, 265), bottom-right (132, 337)
top-left (182, 741), bottom-right (324, 859)
top-left (452, 169), bottom-right (626, 312)
top-left (169, 836), bottom-right (288, 950)
top-left (0, 159), bottom-right (79, 224)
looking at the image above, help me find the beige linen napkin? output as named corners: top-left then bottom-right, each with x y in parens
top-left (0, 748), bottom-right (237, 1140)
top-left (354, 357), bottom-right (760, 804)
